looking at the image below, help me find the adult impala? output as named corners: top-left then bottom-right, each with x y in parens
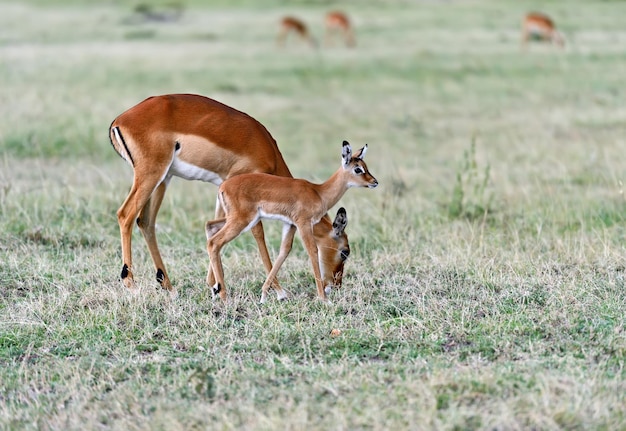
top-left (325, 11), bottom-right (356, 47)
top-left (109, 94), bottom-right (350, 298)
top-left (521, 12), bottom-right (565, 49)
top-left (205, 141), bottom-right (378, 303)
top-left (277, 16), bottom-right (317, 48)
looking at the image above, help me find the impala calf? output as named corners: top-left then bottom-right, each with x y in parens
top-left (277, 16), bottom-right (317, 48)
top-left (521, 12), bottom-right (565, 49)
top-left (205, 141), bottom-right (378, 303)
top-left (109, 94), bottom-right (350, 299)
top-left (325, 11), bottom-right (355, 47)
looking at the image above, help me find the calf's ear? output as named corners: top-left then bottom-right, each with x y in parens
top-left (332, 207), bottom-right (348, 236)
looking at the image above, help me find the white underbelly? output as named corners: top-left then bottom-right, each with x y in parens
top-left (239, 210), bottom-right (294, 234)
top-left (259, 209), bottom-right (294, 225)
top-left (169, 157), bottom-right (223, 185)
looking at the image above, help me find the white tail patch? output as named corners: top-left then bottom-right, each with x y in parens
top-left (112, 127), bottom-right (132, 165)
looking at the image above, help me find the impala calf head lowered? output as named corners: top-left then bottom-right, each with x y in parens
top-left (318, 206), bottom-right (350, 296)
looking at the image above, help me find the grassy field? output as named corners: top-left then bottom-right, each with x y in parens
top-left (1, 0), bottom-right (626, 429)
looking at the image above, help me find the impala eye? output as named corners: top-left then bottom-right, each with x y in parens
top-left (340, 249), bottom-right (350, 261)
top-left (354, 167), bottom-right (364, 175)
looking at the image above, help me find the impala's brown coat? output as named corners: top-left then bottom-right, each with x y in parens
top-left (521, 12), bottom-right (564, 49)
top-left (205, 142), bottom-right (378, 303)
top-left (325, 11), bottom-right (355, 47)
top-left (109, 94), bottom-right (350, 299)
top-left (277, 16), bottom-right (317, 47)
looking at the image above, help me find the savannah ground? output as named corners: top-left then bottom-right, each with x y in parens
top-left (1, 0), bottom-right (625, 429)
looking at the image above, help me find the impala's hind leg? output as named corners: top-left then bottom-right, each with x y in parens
top-left (205, 198), bottom-right (224, 288)
top-left (115, 134), bottom-right (175, 294)
top-left (206, 199), bottom-right (287, 299)
top-left (206, 217), bottom-right (249, 302)
top-left (205, 217), bottom-right (225, 291)
top-left (117, 174), bottom-right (163, 293)
top-left (136, 180), bottom-right (177, 298)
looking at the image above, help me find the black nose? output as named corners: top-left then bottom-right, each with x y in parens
top-left (370, 178), bottom-right (379, 188)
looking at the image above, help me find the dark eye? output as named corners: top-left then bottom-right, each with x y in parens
top-left (340, 249), bottom-right (350, 261)
top-left (354, 167), bottom-right (364, 175)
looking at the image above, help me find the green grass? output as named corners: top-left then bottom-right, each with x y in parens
top-left (1, 0), bottom-right (626, 429)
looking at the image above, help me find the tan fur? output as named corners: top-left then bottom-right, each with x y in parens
top-left (521, 12), bottom-right (565, 49)
top-left (109, 94), bottom-right (350, 299)
top-left (277, 16), bottom-right (317, 47)
top-left (205, 141), bottom-right (378, 303)
top-left (325, 11), bottom-right (355, 47)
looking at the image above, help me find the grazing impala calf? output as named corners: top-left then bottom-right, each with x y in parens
top-left (325, 11), bottom-right (356, 47)
top-left (109, 94), bottom-right (350, 299)
top-left (521, 12), bottom-right (565, 49)
top-left (205, 141), bottom-right (378, 303)
top-left (277, 16), bottom-right (317, 48)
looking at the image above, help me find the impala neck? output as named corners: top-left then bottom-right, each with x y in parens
top-left (314, 168), bottom-right (351, 211)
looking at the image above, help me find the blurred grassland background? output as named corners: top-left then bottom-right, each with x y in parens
top-left (1, 0), bottom-right (626, 429)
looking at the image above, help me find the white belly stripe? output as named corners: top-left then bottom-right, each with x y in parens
top-left (238, 210), bottom-right (294, 234)
top-left (169, 157), bottom-right (223, 185)
top-left (259, 209), bottom-right (294, 226)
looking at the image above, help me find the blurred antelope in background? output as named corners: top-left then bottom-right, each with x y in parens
top-left (521, 12), bottom-right (565, 49)
top-left (325, 11), bottom-right (356, 47)
top-left (277, 16), bottom-right (317, 48)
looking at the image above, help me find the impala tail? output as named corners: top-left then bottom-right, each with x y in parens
top-left (109, 122), bottom-right (135, 166)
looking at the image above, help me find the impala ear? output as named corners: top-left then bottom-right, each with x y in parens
top-left (205, 218), bottom-right (226, 240)
top-left (354, 144), bottom-right (368, 160)
top-left (332, 207), bottom-right (348, 236)
top-left (341, 141), bottom-right (352, 167)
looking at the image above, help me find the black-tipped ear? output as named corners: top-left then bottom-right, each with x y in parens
top-left (332, 207), bottom-right (348, 236)
top-left (354, 144), bottom-right (368, 160)
top-left (341, 141), bottom-right (352, 167)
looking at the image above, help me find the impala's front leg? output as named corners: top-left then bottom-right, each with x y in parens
top-left (298, 224), bottom-right (328, 302)
top-left (251, 221), bottom-right (287, 295)
top-left (259, 223), bottom-right (296, 303)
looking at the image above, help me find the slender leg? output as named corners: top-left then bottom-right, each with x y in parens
top-left (205, 197), bottom-right (223, 288)
top-left (117, 173), bottom-right (163, 292)
top-left (136, 180), bottom-right (177, 297)
top-left (259, 224), bottom-right (296, 303)
top-left (209, 194), bottom-right (290, 296)
top-left (296, 223), bottom-right (327, 302)
top-left (206, 218), bottom-right (249, 302)
top-left (204, 199), bottom-right (284, 290)
top-left (117, 187), bottom-right (140, 292)
top-left (250, 221), bottom-right (291, 293)
top-left (205, 217), bottom-right (225, 289)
